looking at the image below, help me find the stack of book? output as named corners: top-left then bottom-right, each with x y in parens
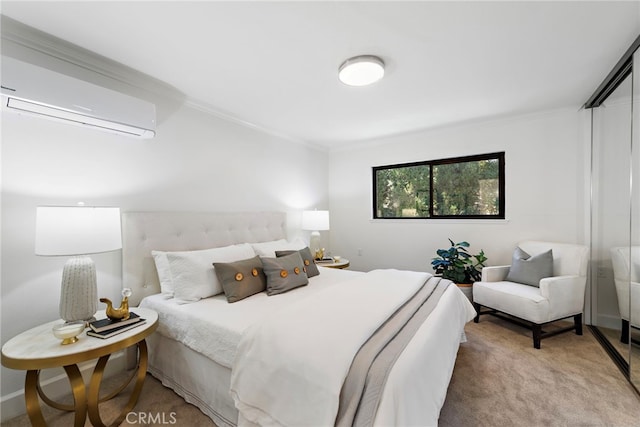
top-left (87, 312), bottom-right (145, 339)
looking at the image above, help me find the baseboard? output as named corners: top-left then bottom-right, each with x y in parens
top-left (0, 350), bottom-right (127, 422)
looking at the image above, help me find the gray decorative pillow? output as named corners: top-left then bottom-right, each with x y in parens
top-left (275, 247), bottom-right (320, 278)
top-left (213, 256), bottom-right (266, 303)
top-left (505, 247), bottom-right (553, 287)
top-left (261, 252), bottom-right (309, 295)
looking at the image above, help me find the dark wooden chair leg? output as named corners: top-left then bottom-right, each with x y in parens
top-left (574, 313), bottom-right (583, 335)
top-left (622, 319), bottom-right (630, 344)
top-left (473, 302), bottom-right (481, 323)
top-left (474, 308), bottom-right (583, 349)
top-left (532, 324), bottom-right (542, 349)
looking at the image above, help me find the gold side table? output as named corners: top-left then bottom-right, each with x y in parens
top-left (1, 308), bottom-right (158, 427)
top-left (318, 259), bottom-right (350, 269)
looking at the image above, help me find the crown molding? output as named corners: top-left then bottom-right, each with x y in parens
top-left (185, 98), bottom-right (327, 152)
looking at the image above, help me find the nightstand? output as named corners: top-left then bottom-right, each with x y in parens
top-left (1, 308), bottom-right (158, 427)
top-left (318, 259), bottom-right (350, 269)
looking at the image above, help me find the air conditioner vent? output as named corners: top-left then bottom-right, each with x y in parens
top-left (1, 56), bottom-right (156, 139)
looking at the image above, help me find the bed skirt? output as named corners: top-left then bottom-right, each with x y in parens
top-left (147, 333), bottom-right (238, 427)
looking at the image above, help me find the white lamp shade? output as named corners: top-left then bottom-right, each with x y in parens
top-left (302, 210), bottom-right (330, 231)
top-left (35, 206), bottom-right (122, 256)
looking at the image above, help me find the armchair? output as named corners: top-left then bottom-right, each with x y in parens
top-left (610, 246), bottom-right (640, 344)
top-left (473, 241), bottom-right (589, 349)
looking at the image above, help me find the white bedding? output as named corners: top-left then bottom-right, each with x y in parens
top-left (141, 267), bottom-right (476, 426)
top-left (230, 269), bottom-right (434, 426)
top-left (374, 283), bottom-right (474, 426)
top-left (139, 266), bottom-right (363, 368)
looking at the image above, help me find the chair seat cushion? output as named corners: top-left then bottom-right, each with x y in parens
top-left (473, 280), bottom-right (550, 324)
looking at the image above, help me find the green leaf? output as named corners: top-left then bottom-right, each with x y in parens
top-left (432, 239), bottom-right (488, 284)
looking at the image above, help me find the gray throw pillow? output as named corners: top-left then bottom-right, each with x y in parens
top-left (275, 247), bottom-right (320, 278)
top-left (261, 252), bottom-right (309, 295)
top-left (505, 247), bottom-right (553, 287)
top-left (213, 256), bottom-right (266, 303)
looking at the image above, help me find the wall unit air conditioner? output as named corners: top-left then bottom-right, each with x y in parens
top-left (1, 56), bottom-right (156, 138)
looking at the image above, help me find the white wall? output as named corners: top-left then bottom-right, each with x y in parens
top-left (0, 98), bottom-right (328, 417)
top-left (328, 108), bottom-right (589, 275)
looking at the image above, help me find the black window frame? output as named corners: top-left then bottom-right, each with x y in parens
top-left (372, 152), bottom-right (506, 220)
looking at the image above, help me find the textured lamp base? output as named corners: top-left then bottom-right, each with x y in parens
top-left (309, 231), bottom-right (321, 257)
top-left (60, 256), bottom-right (97, 323)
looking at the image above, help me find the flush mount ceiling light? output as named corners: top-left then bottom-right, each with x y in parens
top-left (338, 55), bottom-right (385, 87)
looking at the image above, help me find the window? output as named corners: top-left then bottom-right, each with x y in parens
top-left (373, 152), bottom-right (505, 219)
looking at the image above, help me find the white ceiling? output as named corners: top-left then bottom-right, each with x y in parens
top-left (2, 1), bottom-right (639, 148)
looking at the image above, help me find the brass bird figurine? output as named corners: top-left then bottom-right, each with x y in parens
top-left (100, 288), bottom-right (132, 321)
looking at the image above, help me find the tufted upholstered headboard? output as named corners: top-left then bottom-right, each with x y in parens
top-left (122, 211), bottom-right (287, 306)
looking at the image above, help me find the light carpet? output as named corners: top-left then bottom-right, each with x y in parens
top-left (440, 316), bottom-right (640, 427)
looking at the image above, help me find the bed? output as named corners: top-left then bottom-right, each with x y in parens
top-left (122, 211), bottom-right (476, 426)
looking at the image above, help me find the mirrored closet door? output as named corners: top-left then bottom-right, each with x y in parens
top-left (588, 36), bottom-right (640, 394)
top-left (590, 71), bottom-right (632, 368)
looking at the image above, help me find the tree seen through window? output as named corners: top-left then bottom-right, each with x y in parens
top-left (373, 153), bottom-right (505, 219)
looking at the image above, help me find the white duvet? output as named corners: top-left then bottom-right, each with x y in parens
top-left (230, 269), bottom-right (433, 426)
top-left (141, 267), bottom-right (476, 426)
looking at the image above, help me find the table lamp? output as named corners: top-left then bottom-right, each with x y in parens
top-left (302, 210), bottom-right (330, 259)
top-left (35, 206), bottom-right (122, 323)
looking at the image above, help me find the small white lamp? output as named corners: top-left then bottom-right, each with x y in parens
top-left (302, 210), bottom-right (330, 258)
top-left (35, 206), bottom-right (122, 323)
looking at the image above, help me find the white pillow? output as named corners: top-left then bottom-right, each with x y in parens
top-left (165, 243), bottom-right (257, 304)
top-left (251, 238), bottom-right (306, 258)
top-left (151, 251), bottom-right (174, 298)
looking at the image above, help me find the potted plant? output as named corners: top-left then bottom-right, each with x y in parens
top-left (431, 239), bottom-right (487, 284)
